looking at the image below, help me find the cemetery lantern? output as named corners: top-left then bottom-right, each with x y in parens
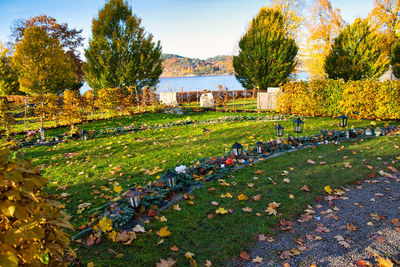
top-left (162, 170), bottom-right (177, 188)
top-left (293, 118), bottom-right (304, 134)
top-left (122, 187), bottom-right (143, 209)
top-left (275, 124), bottom-right (284, 137)
top-left (338, 114), bottom-right (348, 128)
top-left (81, 130), bottom-right (89, 141)
top-left (256, 141), bottom-right (263, 154)
top-left (231, 142), bottom-right (243, 157)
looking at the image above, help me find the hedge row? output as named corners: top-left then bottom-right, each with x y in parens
top-left (277, 80), bottom-right (400, 119)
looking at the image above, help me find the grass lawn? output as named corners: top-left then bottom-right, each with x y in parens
top-left (18, 111), bottom-right (399, 266)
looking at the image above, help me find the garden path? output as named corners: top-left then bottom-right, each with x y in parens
top-left (233, 172), bottom-right (400, 267)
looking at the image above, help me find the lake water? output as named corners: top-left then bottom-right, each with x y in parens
top-left (158, 73), bottom-right (309, 92)
top-left (80, 73), bottom-right (309, 94)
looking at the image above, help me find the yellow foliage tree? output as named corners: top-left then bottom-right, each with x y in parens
top-left (84, 90), bottom-right (96, 119)
top-left (95, 88), bottom-right (119, 117)
top-left (305, 0), bottom-right (344, 79)
top-left (368, 0), bottom-right (400, 53)
top-left (63, 90), bottom-right (83, 124)
top-left (12, 26), bottom-right (75, 96)
top-left (269, 0), bottom-right (305, 37)
top-left (31, 94), bottom-right (61, 127)
top-left (0, 97), bottom-right (15, 135)
top-left (0, 146), bottom-right (75, 266)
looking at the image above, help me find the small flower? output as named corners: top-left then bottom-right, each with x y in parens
top-left (225, 158), bottom-right (234, 166)
top-left (175, 165), bottom-right (186, 174)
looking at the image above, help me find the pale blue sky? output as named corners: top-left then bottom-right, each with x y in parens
top-left (0, 0), bottom-right (373, 59)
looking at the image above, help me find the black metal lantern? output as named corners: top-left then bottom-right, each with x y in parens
top-left (231, 142), bottom-right (243, 157)
top-left (293, 118), bottom-right (304, 134)
top-left (161, 170), bottom-right (177, 188)
top-left (81, 130), bottom-right (89, 141)
top-left (256, 141), bottom-right (263, 154)
top-left (338, 114), bottom-right (348, 128)
top-left (275, 124), bottom-right (284, 137)
top-left (122, 187), bottom-right (143, 209)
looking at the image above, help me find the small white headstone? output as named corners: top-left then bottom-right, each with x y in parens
top-left (39, 127), bottom-right (45, 141)
top-left (200, 93), bottom-right (215, 108)
top-left (160, 92), bottom-right (178, 106)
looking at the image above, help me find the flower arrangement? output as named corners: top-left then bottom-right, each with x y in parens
top-left (26, 130), bottom-right (37, 140)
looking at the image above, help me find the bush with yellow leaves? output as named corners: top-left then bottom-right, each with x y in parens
top-left (278, 80), bottom-right (400, 119)
top-left (0, 146), bottom-right (75, 266)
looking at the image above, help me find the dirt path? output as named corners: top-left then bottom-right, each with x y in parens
top-left (233, 173), bottom-right (400, 267)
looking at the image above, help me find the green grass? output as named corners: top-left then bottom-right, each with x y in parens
top-left (18, 111), bottom-right (400, 266)
top-left (13, 110), bottom-right (270, 138)
top-left (75, 136), bottom-right (400, 266)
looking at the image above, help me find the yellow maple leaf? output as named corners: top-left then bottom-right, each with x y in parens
top-left (324, 185), bottom-right (332, 194)
top-left (99, 216), bottom-right (113, 232)
top-left (113, 185), bottom-right (123, 194)
top-left (215, 207), bottom-right (228, 214)
top-left (374, 253), bottom-right (393, 267)
top-left (185, 252), bottom-right (195, 259)
top-left (265, 202), bottom-right (280, 216)
top-left (225, 192), bottom-right (233, 198)
top-left (156, 226), bottom-right (171, 237)
top-left (238, 194), bottom-right (248, 201)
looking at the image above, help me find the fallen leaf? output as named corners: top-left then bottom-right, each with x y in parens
top-left (374, 253), bottom-right (393, 267)
top-left (156, 258), bottom-right (176, 267)
top-left (324, 185), bottom-right (332, 194)
top-left (289, 194), bottom-right (295, 199)
top-left (242, 207), bottom-right (253, 212)
top-left (283, 178), bottom-right (291, 183)
top-left (345, 223), bottom-right (358, 231)
top-left (170, 245), bottom-right (179, 252)
top-left (301, 185), bottom-right (310, 192)
top-left (307, 159), bottom-right (315, 164)
top-left (173, 204), bottom-right (181, 211)
top-left (132, 224), bottom-right (145, 233)
top-left (254, 170), bottom-right (264, 175)
top-left (215, 207), bottom-right (228, 214)
top-left (252, 256), bottom-right (263, 263)
top-left (156, 226), bottom-right (171, 237)
top-left (205, 260), bottom-right (212, 267)
top-left (238, 194), bottom-right (248, 201)
top-left (211, 201), bottom-right (219, 206)
top-left (185, 252), bottom-right (195, 259)
top-left (252, 194), bottom-right (261, 201)
top-left (391, 218), bottom-right (400, 228)
top-left (265, 202), bottom-right (280, 216)
top-left (240, 251), bottom-right (250, 261)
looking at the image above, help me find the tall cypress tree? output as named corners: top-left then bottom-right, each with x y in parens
top-left (233, 8), bottom-right (298, 90)
top-left (325, 18), bottom-right (390, 81)
top-left (84, 0), bottom-right (162, 93)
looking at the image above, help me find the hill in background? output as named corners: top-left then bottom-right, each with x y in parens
top-left (161, 54), bottom-right (234, 77)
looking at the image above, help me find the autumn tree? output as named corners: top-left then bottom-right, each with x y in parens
top-left (325, 18), bottom-right (390, 81)
top-left (84, 90), bottom-right (96, 119)
top-left (84, 0), bottom-right (163, 94)
top-left (0, 43), bottom-right (19, 96)
top-left (0, 97), bottom-right (15, 135)
top-left (11, 15), bottom-right (84, 89)
top-left (31, 94), bottom-right (61, 127)
top-left (305, 0), bottom-right (344, 79)
top-left (12, 27), bottom-right (76, 95)
top-left (368, 0), bottom-right (400, 54)
top-left (392, 40), bottom-right (400, 78)
top-left (269, 0), bottom-right (305, 37)
top-left (63, 90), bottom-right (83, 124)
top-left (233, 8), bottom-right (298, 90)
